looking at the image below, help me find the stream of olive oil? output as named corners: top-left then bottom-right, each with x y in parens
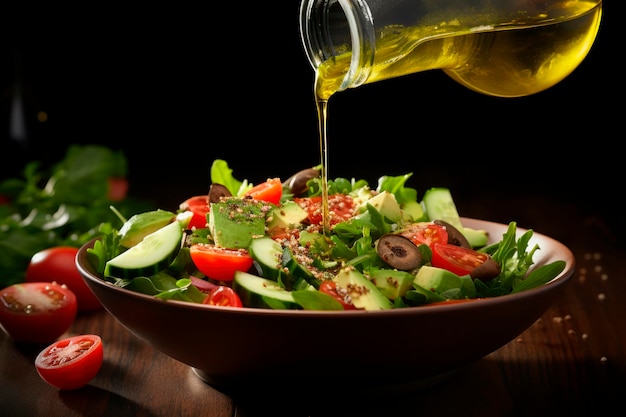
top-left (313, 1), bottom-right (601, 231)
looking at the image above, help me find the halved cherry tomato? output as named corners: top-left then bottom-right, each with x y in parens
top-left (244, 178), bottom-right (283, 205)
top-left (0, 282), bottom-right (77, 344)
top-left (319, 281), bottom-right (358, 310)
top-left (294, 194), bottom-right (355, 226)
top-left (203, 285), bottom-right (243, 307)
top-left (190, 244), bottom-right (254, 281)
top-left (400, 222), bottom-right (449, 248)
top-left (180, 195), bottom-right (210, 230)
top-left (35, 334), bottom-right (103, 390)
top-left (26, 246), bottom-right (102, 312)
top-left (431, 243), bottom-right (490, 276)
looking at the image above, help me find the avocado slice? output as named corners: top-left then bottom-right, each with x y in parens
top-left (267, 201), bottom-right (308, 233)
top-left (358, 191), bottom-right (402, 222)
top-left (334, 266), bottom-right (393, 310)
top-left (369, 267), bottom-right (414, 300)
top-left (209, 197), bottom-right (267, 249)
top-left (118, 209), bottom-right (177, 248)
top-left (413, 265), bottom-right (464, 294)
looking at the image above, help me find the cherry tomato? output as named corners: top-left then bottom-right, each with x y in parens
top-left (35, 334), bottom-right (103, 390)
top-left (244, 178), bottom-right (283, 205)
top-left (180, 195), bottom-right (210, 230)
top-left (319, 281), bottom-right (358, 310)
top-left (294, 194), bottom-right (355, 226)
top-left (431, 243), bottom-right (491, 276)
top-left (26, 246), bottom-right (102, 312)
top-left (107, 177), bottom-right (129, 202)
top-left (0, 282), bottom-right (77, 344)
top-left (400, 222), bottom-right (449, 248)
top-left (190, 244), bottom-right (254, 281)
top-left (203, 285), bottom-right (243, 307)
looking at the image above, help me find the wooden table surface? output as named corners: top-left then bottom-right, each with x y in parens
top-left (1, 195), bottom-right (624, 417)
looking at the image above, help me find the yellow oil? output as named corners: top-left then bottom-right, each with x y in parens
top-left (316, 1), bottom-right (602, 99)
top-left (314, 1), bottom-right (601, 231)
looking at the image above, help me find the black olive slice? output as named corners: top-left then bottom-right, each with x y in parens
top-left (376, 234), bottom-right (422, 271)
top-left (283, 168), bottom-right (320, 196)
top-left (208, 183), bottom-right (232, 203)
top-left (470, 258), bottom-right (501, 281)
top-left (433, 220), bottom-right (471, 248)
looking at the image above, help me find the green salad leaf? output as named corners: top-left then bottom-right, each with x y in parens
top-left (0, 145), bottom-right (154, 288)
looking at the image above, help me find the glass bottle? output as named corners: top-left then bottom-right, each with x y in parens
top-left (300, 0), bottom-right (603, 99)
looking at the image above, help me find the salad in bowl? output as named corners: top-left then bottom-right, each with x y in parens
top-left (84, 159), bottom-right (566, 311)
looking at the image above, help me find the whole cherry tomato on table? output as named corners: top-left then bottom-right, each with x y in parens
top-left (35, 334), bottom-right (103, 390)
top-left (0, 281), bottom-right (77, 344)
top-left (26, 246), bottom-right (103, 312)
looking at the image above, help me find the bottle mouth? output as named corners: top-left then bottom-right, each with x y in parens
top-left (299, 0), bottom-right (374, 91)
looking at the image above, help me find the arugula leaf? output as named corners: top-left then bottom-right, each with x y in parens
top-left (476, 222), bottom-right (563, 297)
top-left (511, 261), bottom-right (566, 293)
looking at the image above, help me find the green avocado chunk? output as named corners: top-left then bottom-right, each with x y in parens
top-left (209, 197), bottom-right (267, 249)
top-left (118, 209), bottom-right (176, 248)
top-left (334, 266), bottom-right (393, 311)
top-left (267, 201), bottom-right (308, 233)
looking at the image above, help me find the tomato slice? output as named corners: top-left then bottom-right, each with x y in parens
top-left (400, 222), bottom-right (449, 248)
top-left (0, 282), bottom-right (77, 344)
top-left (318, 281), bottom-right (358, 310)
top-left (26, 246), bottom-right (103, 312)
top-left (294, 194), bottom-right (355, 226)
top-left (35, 334), bottom-right (103, 390)
top-left (431, 243), bottom-right (490, 276)
top-left (203, 285), bottom-right (243, 307)
top-left (180, 195), bottom-right (210, 230)
top-left (244, 178), bottom-right (283, 205)
top-left (190, 244), bottom-right (254, 281)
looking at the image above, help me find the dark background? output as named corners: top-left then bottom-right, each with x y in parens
top-left (1, 2), bottom-right (618, 232)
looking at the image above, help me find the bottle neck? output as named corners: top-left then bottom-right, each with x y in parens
top-left (300, 0), bottom-right (374, 93)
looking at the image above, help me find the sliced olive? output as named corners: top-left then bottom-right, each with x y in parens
top-left (376, 234), bottom-right (422, 271)
top-left (283, 168), bottom-right (320, 196)
top-left (470, 258), bottom-right (501, 281)
top-left (433, 219), bottom-right (471, 248)
top-left (208, 183), bottom-right (232, 203)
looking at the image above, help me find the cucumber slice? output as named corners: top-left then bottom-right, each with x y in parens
top-left (233, 271), bottom-right (301, 310)
top-left (421, 187), bottom-right (464, 230)
top-left (105, 221), bottom-right (183, 279)
top-left (422, 187), bottom-right (488, 247)
top-left (249, 236), bottom-right (283, 280)
top-left (281, 246), bottom-right (318, 289)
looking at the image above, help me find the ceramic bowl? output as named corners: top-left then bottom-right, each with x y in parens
top-left (76, 218), bottom-right (575, 395)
